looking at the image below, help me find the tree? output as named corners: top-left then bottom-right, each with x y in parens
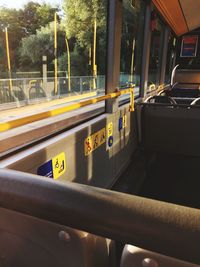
top-left (62, 0), bottom-right (107, 48)
top-left (62, 0), bottom-right (107, 75)
top-left (120, 0), bottom-right (143, 76)
top-left (19, 22), bottom-right (66, 71)
top-left (0, 7), bottom-right (25, 71)
top-left (37, 4), bottom-right (59, 29)
top-left (58, 45), bottom-right (88, 76)
top-left (0, 2), bottom-right (60, 71)
top-left (18, 2), bottom-right (59, 35)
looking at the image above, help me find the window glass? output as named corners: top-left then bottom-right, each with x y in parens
top-left (148, 10), bottom-right (164, 89)
top-left (120, 0), bottom-right (145, 97)
top-left (0, 0), bottom-right (107, 107)
top-left (165, 33), bottom-right (176, 84)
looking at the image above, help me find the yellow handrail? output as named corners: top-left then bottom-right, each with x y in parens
top-left (149, 83), bottom-right (156, 91)
top-left (0, 88), bottom-right (134, 132)
top-left (157, 84), bottom-right (165, 92)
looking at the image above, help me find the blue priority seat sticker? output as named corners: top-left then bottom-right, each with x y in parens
top-left (37, 152), bottom-right (66, 179)
top-left (37, 159), bottom-right (53, 178)
top-left (107, 122), bottom-right (114, 148)
top-left (119, 115), bottom-right (127, 131)
top-left (108, 136), bottom-right (114, 147)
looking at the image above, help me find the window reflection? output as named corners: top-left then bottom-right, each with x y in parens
top-left (120, 0), bottom-right (145, 97)
top-left (148, 10), bottom-right (164, 89)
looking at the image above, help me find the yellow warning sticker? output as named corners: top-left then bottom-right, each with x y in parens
top-left (52, 152), bottom-right (66, 179)
top-left (107, 122), bottom-right (113, 137)
top-left (85, 128), bottom-right (106, 156)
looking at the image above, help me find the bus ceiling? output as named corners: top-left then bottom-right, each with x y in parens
top-left (152, 0), bottom-right (200, 36)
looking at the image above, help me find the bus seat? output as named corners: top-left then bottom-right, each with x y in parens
top-left (0, 207), bottom-right (109, 267)
top-left (141, 103), bottom-right (200, 156)
top-left (120, 245), bottom-right (198, 267)
top-left (172, 83), bottom-right (200, 89)
top-left (166, 88), bottom-right (199, 98)
top-left (145, 96), bottom-right (177, 105)
top-left (191, 97), bottom-right (200, 105)
top-left (172, 97), bottom-right (195, 105)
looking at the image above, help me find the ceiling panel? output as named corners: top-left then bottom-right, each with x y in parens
top-left (179, 0), bottom-right (200, 32)
top-left (152, 0), bottom-right (188, 36)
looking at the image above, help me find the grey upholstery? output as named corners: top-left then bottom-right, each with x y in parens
top-left (0, 207), bottom-right (109, 267)
top-left (0, 169), bottom-right (200, 264)
top-left (120, 245), bottom-right (199, 267)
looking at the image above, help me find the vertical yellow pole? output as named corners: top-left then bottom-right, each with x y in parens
top-left (65, 37), bottom-right (71, 92)
top-left (54, 12), bottom-right (58, 95)
top-left (93, 18), bottom-right (97, 90)
top-left (89, 46), bottom-right (92, 90)
top-left (5, 28), bottom-right (13, 92)
top-left (129, 88), bottom-right (134, 112)
top-left (89, 46), bottom-right (92, 66)
top-left (130, 38), bottom-right (135, 83)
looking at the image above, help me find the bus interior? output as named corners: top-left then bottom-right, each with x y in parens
top-left (1, 0), bottom-right (200, 266)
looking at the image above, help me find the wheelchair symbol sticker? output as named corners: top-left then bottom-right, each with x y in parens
top-left (52, 152), bottom-right (66, 179)
top-left (37, 152), bottom-right (66, 179)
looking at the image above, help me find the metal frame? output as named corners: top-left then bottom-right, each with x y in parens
top-left (160, 26), bottom-right (170, 84)
top-left (105, 0), bottom-right (122, 113)
top-left (140, 1), bottom-right (152, 97)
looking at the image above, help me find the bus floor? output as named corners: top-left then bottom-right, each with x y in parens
top-left (113, 151), bottom-right (200, 209)
top-left (139, 152), bottom-right (200, 209)
top-left (111, 151), bottom-right (200, 266)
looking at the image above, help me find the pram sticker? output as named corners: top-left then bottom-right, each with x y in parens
top-left (85, 128), bottom-right (106, 156)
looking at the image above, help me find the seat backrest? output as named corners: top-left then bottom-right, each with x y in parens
top-left (145, 96), bottom-right (177, 105)
top-left (0, 207), bottom-right (109, 267)
top-left (166, 87), bottom-right (199, 98)
top-left (141, 103), bottom-right (200, 156)
top-left (174, 70), bottom-right (200, 84)
top-left (120, 245), bottom-right (198, 267)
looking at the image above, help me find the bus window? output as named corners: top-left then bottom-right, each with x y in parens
top-left (0, 0), bottom-right (107, 107)
top-left (148, 10), bottom-right (164, 89)
top-left (119, 0), bottom-right (145, 98)
top-left (165, 33), bottom-right (176, 84)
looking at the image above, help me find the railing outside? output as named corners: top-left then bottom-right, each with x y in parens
top-left (0, 75), bottom-right (106, 107)
top-left (0, 73), bottom-right (140, 109)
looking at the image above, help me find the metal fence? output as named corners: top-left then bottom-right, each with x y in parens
top-left (0, 75), bottom-right (106, 107)
top-left (0, 73), bottom-right (140, 109)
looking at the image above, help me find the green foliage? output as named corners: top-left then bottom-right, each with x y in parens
top-left (0, 0), bottom-right (108, 75)
top-left (18, 2), bottom-right (59, 35)
top-left (120, 0), bottom-right (143, 74)
top-left (58, 45), bottom-right (88, 76)
top-left (37, 4), bottom-right (58, 28)
top-left (0, 7), bottom-right (25, 50)
top-left (0, 2), bottom-right (59, 71)
top-left (19, 22), bottom-right (66, 70)
top-left (0, 7), bottom-right (22, 32)
top-left (61, 0), bottom-right (107, 75)
top-left (62, 0), bottom-right (107, 48)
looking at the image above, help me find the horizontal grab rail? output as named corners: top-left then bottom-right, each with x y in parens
top-left (0, 88), bottom-right (134, 132)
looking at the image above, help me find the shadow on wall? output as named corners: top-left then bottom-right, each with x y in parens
top-left (73, 107), bottom-right (139, 189)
